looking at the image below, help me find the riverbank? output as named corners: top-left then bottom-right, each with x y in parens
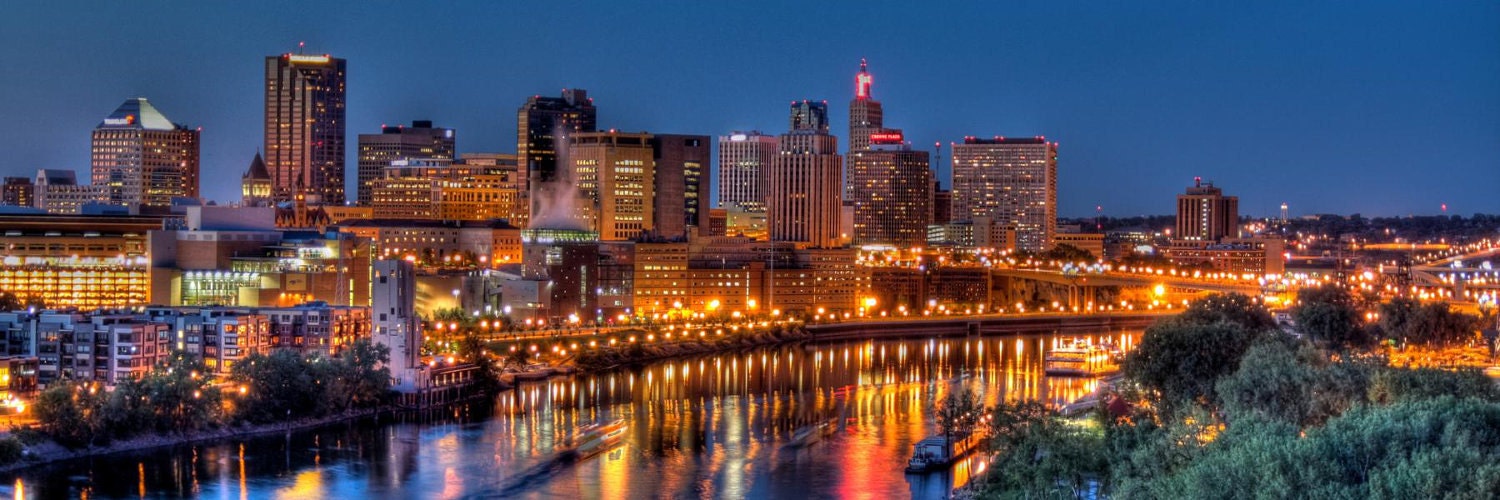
top-left (568, 325), bottom-right (811, 373)
top-left (1, 407), bottom-right (395, 474)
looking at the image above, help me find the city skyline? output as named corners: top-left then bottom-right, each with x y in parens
top-left (1, 2), bottom-right (1497, 217)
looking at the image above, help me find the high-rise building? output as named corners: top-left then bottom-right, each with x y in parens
top-left (848, 132), bottom-right (931, 247)
top-left (356, 121), bottom-right (455, 206)
top-left (1, 178), bottom-right (33, 208)
top-left (717, 131), bottom-right (777, 213)
top-left (1175, 177), bottom-right (1239, 240)
top-left (650, 134), bottom-right (711, 239)
top-left (848, 59), bottom-right (884, 153)
top-left (932, 180), bottom-right (952, 225)
top-left (951, 136), bottom-right (1058, 252)
top-left (241, 152), bottom-right (273, 207)
top-left (264, 52), bottom-right (347, 204)
top-left (518, 89), bottom-right (596, 217)
top-left (769, 101), bottom-right (844, 248)
top-left (568, 132), bottom-right (655, 241)
top-left (91, 98), bottom-right (200, 207)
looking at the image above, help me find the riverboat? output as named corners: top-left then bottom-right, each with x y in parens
top-left (1044, 338), bottom-right (1119, 377)
top-left (574, 419), bottom-right (627, 458)
top-left (905, 432), bottom-right (986, 473)
top-left (785, 420), bottom-right (836, 448)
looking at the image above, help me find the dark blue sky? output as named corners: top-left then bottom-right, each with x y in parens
top-left (2, 1), bottom-right (1496, 217)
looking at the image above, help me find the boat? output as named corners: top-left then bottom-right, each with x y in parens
top-left (785, 420), bottom-right (836, 448)
top-left (1044, 338), bottom-right (1119, 377)
top-left (573, 419), bottom-right (627, 458)
top-left (905, 432), bottom-right (986, 473)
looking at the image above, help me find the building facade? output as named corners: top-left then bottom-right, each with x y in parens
top-left (356, 121), bottom-right (455, 206)
top-left (848, 59), bottom-right (884, 153)
top-left (569, 132), bottom-right (655, 241)
top-left (369, 158), bottom-right (520, 223)
top-left (650, 134), bottom-right (711, 239)
top-left (264, 53), bottom-right (347, 204)
top-left (847, 134), bottom-right (932, 247)
top-left (769, 101), bottom-right (844, 248)
top-left (951, 137), bottom-right (1058, 252)
top-left (518, 89), bottom-right (596, 217)
top-left (91, 98), bottom-right (200, 207)
top-left (717, 131), bottom-right (777, 213)
top-left (2, 178), bottom-right (34, 208)
top-left (1175, 177), bottom-right (1239, 241)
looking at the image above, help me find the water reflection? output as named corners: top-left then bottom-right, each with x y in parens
top-left (10, 330), bottom-right (1137, 499)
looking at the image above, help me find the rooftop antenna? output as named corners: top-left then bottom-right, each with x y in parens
top-left (298, 41), bottom-right (305, 55)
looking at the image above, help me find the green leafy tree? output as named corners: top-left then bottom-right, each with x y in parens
top-left (1366, 367), bottom-right (1500, 404)
top-left (1164, 293), bottom-right (1277, 332)
top-left (328, 339), bottom-right (393, 411)
top-left (109, 355), bottom-right (222, 435)
top-left (1123, 321), bottom-right (1267, 415)
top-left (229, 350), bottom-right (331, 423)
top-left (31, 380), bottom-right (108, 448)
top-left (1216, 338), bottom-right (1318, 426)
top-left (1293, 284), bottom-right (1371, 349)
top-left (934, 388), bottom-right (981, 442)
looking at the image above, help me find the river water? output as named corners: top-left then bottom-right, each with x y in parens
top-left (9, 329), bottom-right (1138, 499)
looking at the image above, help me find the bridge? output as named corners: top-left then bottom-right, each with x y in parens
top-left (807, 311), bottom-right (1170, 342)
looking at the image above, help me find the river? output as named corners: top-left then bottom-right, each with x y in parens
top-left (8, 329), bottom-right (1139, 499)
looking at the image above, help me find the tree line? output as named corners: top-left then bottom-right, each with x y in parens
top-left (30, 340), bottom-right (394, 449)
top-left (969, 290), bottom-right (1499, 498)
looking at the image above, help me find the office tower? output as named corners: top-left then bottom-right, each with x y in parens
top-left (848, 58), bottom-right (884, 153)
top-left (848, 132), bottom-right (931, 247)
top-left (264, 52), bottom-right (347, 204)
top-left (951, 136), bottom-right (1057, 252)
top-left (356, 120), bottom-right (455, 206)
top-left (717, 131), bottom-right (777, 213)
top-left (1, 178), bottom-right (33, 207)
top-left (568, 131), bottom-right (655, 241)
top-left (932, 180), bottom-right (952, 225)
top-left (241, 152), bottom-right (273, 207)
top-left (518, 89), bottom-right (596, 216)
top-left (769, 101), bottom-right (844, 248)
top-left (91, 98), bottom-right (200, 207)
top-left (650, 134), bottom-right (711, 238)
top-left (1176, 177), bottom-right (1239, 240)
top-left (372, 259), bottom-right (421, 392)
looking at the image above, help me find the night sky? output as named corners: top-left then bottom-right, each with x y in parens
top-left (1, 1), bottom-right (1496, 217)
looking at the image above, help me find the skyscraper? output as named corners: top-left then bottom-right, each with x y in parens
top-left (568, 131), bottom-right (655, 241)
top-left (91, 98), bottom-right (200, 207)
top-left (264, 52), bottom-right (347, 204)
top-left (848, 132), bottom-right (931, 247)
top-left (518, 89), bottom-right (596, 220)
top-left (951, 136), bottom-right (1058, 252)
top-left (717, 131), bottom-right (777, 213)
top-left (848, 59), bottom-right (884, 153)
top-left (1176, 177), bottom-right (1239, 240)
top-left (769, 101), bottom-right (844, 248)
top-left (650, 134), bottom-right (711, 239)
top-left (355, 121), bottom-right (455, 206)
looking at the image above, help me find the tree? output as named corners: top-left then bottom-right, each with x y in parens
top-left (934, 388), bottom-right (981, 442)
top-left (1123, 321), bottom-right (1268, 415)
top-left (109, 355), bottom-right (222, 435)
top-left (1366, 367), bottom-right (1500, 404)
top-left (328, 340), bottom-right (392, 411)
top-left (1293, 284), bottom-right (1370, 349)
top-left (1165, 293), bottom-right (1277, 333)
top-left (229, 350), bottom-right (330, 423)
top-left (31, 379), bottom-right (108, 448)
top-left (1216, 338), bottom-right (1318, 426)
